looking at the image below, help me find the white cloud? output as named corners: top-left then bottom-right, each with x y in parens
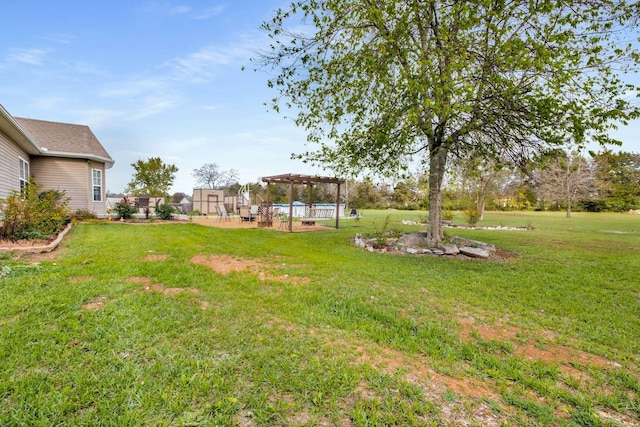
top-left (7, 48), bottom-right (51, 65)
top-left (193, 5), bottom-right (225, 20)
top-left (168, 5), bottom-right (191, 15)
top-left (163, 34), bottom-right (263, 82)
top-left (30, 96), bottom-right (72, 111)
top-left (129, 96), bottom-right (178, 120)
top-left (64, 61), bottom-right (106, 76)
top-left (73, 108), bottom-right (126, 129)
top-left (41, 33), bottom-right (73, 45)
top-left (100, 78), bottom-right (167, 98)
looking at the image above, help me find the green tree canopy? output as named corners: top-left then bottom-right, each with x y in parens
top-left (126, 157), bottom-right (178, 197)
top-left (257, 0), bottom-right (640, 242)
top-left (593, 150), bottom-right (640, 211)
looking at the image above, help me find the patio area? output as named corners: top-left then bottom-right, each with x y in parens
top-left (190, 215), bottom-right (336, 232)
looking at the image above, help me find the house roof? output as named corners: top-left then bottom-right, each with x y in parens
top-left (0, 104), bottom-right (41, 155)
top-left (14, 117), bottom-right (114, 168)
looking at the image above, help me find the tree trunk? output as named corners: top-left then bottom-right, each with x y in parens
top-left (477, 198), bottom-right (485, 221)
top-left (566, 199), bottom-right (572, 218)
top-left (427, 143), bottom-right (448, 243)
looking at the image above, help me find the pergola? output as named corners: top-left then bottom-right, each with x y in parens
top-left (261, 173), bottom-right (346, 232)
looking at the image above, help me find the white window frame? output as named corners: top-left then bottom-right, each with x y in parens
top-left (92, 168), bottom-right (102, 202)
top-left (19, 157), bottom-right (29, 192)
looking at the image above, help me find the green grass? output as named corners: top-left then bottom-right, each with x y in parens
top-left (1, 211), bottom-right (639, 426)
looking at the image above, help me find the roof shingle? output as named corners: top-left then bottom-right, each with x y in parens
top-left (14, 117), bottom-right (113, 165)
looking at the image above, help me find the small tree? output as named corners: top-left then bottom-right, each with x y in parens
top-left (126, 157), bottom-right (178, 197)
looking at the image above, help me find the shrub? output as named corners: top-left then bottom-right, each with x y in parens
top-left (0, 179), bottom-right (70, 240)
top-left (463, 206), bottom-right (480, 226)
top-left (113, 202), bottom-right (137, 220)
top-left (71, 210), bottom-right (97, 221)
top-left (155, 203), bottom-right (175, 220)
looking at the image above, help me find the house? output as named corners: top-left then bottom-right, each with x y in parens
top-left (0, 104), bottom-right (114, 215)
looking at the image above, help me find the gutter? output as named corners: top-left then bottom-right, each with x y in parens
top-left (38, 149), bottom-right (115, 169)
top-left (0, 104), bottom-right (41, 154)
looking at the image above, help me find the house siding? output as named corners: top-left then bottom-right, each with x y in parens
top-left (0, 129), bottom-right (29, 199)
top-left (30, 157), bottom-right (108, 215)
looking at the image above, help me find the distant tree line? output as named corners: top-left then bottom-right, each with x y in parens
top-left (115, 151), bottom-right (639, 219)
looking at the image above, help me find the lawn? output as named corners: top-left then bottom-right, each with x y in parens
top-left (1, 211), bottom-right (639, 426)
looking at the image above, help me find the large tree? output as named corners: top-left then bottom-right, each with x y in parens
top-left (192, 163), bottom-right (240, 190)
top-left (126, 157), bottom-right (178, 197)
top-left (536, 152), bottom-right (596, 217)
top-left (257, 0), bottom-right (640, 242)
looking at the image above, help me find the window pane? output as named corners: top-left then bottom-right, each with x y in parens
top-left (92, 169), bottom-right (102, 201)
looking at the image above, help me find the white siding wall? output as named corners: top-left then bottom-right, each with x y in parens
top-left (30, 158), bottom-right (108, 215)
top-left (0, 129), bottom-right (29, 199)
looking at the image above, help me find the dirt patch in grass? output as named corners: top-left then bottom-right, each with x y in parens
top-left (81, 296), bottom-right (111, 310)
top-left (190, 254), bottom-right (311, 285)
top-left (455, 315), bottom-right (629, 408)
top-left (515, 342), bottom-right (613, 367)
top-left (125, 276), bottom-right (209, 309)
top-left (141, 283), bottom-right (201, 296)
top-left (459, 317), bottom-right (619, 369)
top-left (192, 216), bottom-right (335, 232)
top-left (355, 344), bottom-right (499, 401)
top-left (128, 276), bottom-right (200, 295)
top-left (127, 276), bottom-right (153, 285)
top-left (353, 343), bottom-right (506, 425)
top-left (142, 253), bottom-right (169, 262)
top-left (459, 317), bottom-right (521, 341)
top-left (70, 276), bottom-right (94, 284)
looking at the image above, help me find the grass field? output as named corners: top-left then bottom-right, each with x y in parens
top-left (1, 210), bottom-right (639, 426)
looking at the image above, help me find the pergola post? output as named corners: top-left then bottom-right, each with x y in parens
top-left (288, 181), bottom-right (294, 232)
top-left (335, 183), bottom-right (341, 229)
top-left (307, 184), bottom-right (314, 216)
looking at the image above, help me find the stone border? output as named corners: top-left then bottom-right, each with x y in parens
top-left (0, 223), bottom-right (72, 254)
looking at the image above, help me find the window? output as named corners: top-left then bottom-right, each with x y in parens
top-left (92, 169), bottom-right (102, 202)
top-left (19, 158), bottom-right (29, 192)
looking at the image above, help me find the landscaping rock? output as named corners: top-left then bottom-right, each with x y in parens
top-left (450, 236), bottom-right (496, 252)
top-left (459, 246), bottom-right (490, 259)
top-left (440, 244), bottom-right (460, 255)
top-left (353, 230), bottom-right (505, 260)
top-left (396, 231), bottom-right (436, 249)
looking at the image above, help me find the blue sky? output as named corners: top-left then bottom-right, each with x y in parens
top-left (1, 1), bottom-right (639, 194)
top-left (1, 0), bottom-right (314, 194)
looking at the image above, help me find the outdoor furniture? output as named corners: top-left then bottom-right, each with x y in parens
top-left (216, 203), bottom-right (231, 221)
top-left (278, 212), bottom-right (290, 230)
top-left (300, 208), bottom-right (334, 226)
top-left (239, 205), bottom-right (259, 222)
top-left (250, 205), bottom-right (259, 220)
top-left (238, 206), bottom-right (251, 221)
